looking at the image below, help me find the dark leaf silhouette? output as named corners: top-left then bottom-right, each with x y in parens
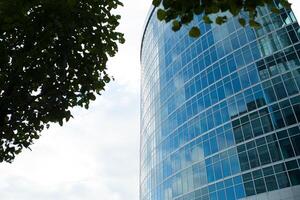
top-left (153, 0), bottom-right (292, 37)
top-left (0, 0), bottom-right (124, 162)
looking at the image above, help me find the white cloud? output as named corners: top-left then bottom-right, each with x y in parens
top-left (0, 83), bottom-right (141, 200)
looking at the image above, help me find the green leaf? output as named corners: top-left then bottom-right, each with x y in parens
top-left (215, 16), bottom-right (227, 25)
top-left (238, 18), bottom-right (246, 27)
top-left (172, 20), bottom-right (181, 32)
top-left (67, 0), bottom-right (76, 7)
top-left (194, 5), bottom-right (203, 15)
top-left (249, 19), bottom-right (262, 29)
top-left (152, 0), bottom-right (161, 7)
top-left (89, 93), bottom-right (96, 101)
top-left (189, 27), bottom-right (201, 38)
top-left (154, 0), bottom-right (284, 39)
top-left (280, 0), bottom-right (292, 8)
top-left (162, 0), bottom-right (172, 9)
top-left (229, 4), bottom-right (241, 16)
top-left (202, 15), bottom-right (212, 24)
top-left (157, 9), bottom-right (167, 21)
top-left (271, 7), bottom-right (280, 14)
top-left (181, 13), bottom-right (194, 24)
top-left (119, 37), bottom-right (125, 44)
top-left (103, 75), bottom-right (111, 83)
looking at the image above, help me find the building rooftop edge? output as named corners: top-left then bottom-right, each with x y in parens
top-left (140, 5), bottom-right (156, 64)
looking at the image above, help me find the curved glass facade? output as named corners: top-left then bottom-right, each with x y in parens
top-left (140, 3), bottom-right (300, 200)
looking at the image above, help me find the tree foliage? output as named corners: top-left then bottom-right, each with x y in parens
top-left (0, 0), bottom-right (124, 163)
top-left (153, 0), bottom-right (292, 37)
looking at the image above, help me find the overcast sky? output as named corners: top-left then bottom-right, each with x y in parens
top-left (0, 1), bottom-right (299, 200)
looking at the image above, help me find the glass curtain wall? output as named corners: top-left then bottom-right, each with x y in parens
top-left (140, 2), bottom-right (300, 200)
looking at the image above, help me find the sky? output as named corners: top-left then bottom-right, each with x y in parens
top-left (0, 1), bottom-right (299, 200)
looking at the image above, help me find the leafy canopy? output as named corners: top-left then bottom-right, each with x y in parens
top-left (0, 0), bottom-right (124, 163)
top-left (153, 0), bottom-right (292, 37)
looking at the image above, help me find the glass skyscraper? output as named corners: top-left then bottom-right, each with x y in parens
top-left (140, 2), bottom-right (300, 200)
